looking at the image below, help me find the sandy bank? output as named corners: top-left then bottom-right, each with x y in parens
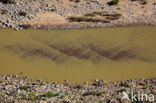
top-left (0, 0), bottom-right (156, 30)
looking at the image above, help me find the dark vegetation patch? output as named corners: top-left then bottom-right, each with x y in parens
top-left (151, 90), bottom-right (156, 95)
top-left (19, 24), bottom-right (31, 29)
top-left (118, 88), bottom-right (126, 93)
top-left (28, 92), bottom-right (40, 101)
top-left (0, 79), bottom-right (4, 83)
top-left (51, 8), bottom-right (57, 12)
top-left (85, 11), bottom-right (121, 17)
top-left (107, 0), bottom-right (120, 6)
top-left (68, 16), bottom-right (110, 23)
top-left (68, 11), bottom-right (121, 23)
top-left (43, 92), bottom-right (59, 98)
top-left (83, 91), bottom-right (104, 96)
top-left (75, 0), bottom-right (81, 3)
top-left (141, 0), bottom-right (147, 5)
top-left (0, 0), bottom-right (15, 4)
top-left (19, 11), bottom-right (27, 16)
top-left (19, 85), bottom-right (30, 91)
top-left (105, 14), bottom-right (121, 20)
top-left (131, 0), bottom-right (148, 5)
top-left (28, 92), bottom-right (60, 101)
top-left (120, 81), bottom-right (131, 87)
top-left (138, 82), bottom-right (148, 89)
top-left (70, 0), bottom-right (81, 3)
top-left (1, 9), bottom-right (8, 14)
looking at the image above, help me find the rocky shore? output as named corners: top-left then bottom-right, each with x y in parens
top-left (0, 75), bottom-right (155, 103)
top-left (0, 0), bottom-right (156, 30)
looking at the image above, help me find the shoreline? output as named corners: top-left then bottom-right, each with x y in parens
top-left (29, 22), bottom-right (156, 30)
top-left (0, 74), bottom-right (155, 102)
top-left (1, 22), bottom-right (156, 30)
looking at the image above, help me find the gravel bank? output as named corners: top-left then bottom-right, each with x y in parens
top-left (0, 0), bottom-right (156, 30)
top-left (0, 75), bottom-right (155, 103)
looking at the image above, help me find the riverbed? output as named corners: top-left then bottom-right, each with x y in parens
top-left (0, 26), bottom-right (156, 83)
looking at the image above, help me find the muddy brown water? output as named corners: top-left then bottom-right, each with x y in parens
top-left (0, 26), bottom-right (156, 83)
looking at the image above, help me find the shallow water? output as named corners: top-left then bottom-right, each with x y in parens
top-left (0, 26), bottom-right (156, 83)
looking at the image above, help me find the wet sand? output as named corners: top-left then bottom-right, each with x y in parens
top-left (0, 26), bottom-right (156, 83)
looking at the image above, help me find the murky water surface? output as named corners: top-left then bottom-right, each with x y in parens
top-left (0, 26), bottom-right (156, 83)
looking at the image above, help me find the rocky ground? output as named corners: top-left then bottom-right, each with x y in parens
top-left (0, 0), bottom-right (156, 30)
top-left (0, 75), bottom-right (155, 103)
